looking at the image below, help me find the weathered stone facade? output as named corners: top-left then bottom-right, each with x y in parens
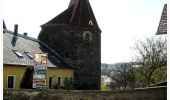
top-left (38, 0), bottom-right (101, 90)
top-left (3, 86), bottom-right (167, 100)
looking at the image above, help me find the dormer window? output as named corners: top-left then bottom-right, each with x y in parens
top-left (12, 49), bottom-right (23, 58)
top-left (24, 51), bottom-right (33, 59)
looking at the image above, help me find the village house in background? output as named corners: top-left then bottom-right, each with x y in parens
top-left (38, 0), bottom-right (101, 90)
top-left (3, 22), bottom-right (74, 89)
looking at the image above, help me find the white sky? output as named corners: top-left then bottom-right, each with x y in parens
top-left (2, 0), bottom-right (167, 64)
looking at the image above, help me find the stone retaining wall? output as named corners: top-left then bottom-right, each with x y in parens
top-left (3, 86), bottom-right (166, 100)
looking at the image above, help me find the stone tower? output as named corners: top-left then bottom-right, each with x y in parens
top-left (38, 0), bottom-right (101, 90)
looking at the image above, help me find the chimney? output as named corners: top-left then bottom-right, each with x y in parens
top-left (14, 24), bottom-right (18, 36)
top-left (23, 32), bottom-right (27, 36)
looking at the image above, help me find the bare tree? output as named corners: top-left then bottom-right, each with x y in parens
top-left (110, 63), bottom-right (135, 90)
top-left (133, 36), bottom-right (167, 86)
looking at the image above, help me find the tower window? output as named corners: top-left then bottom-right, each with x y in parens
top-left (83, 31), bottom-right (92, 42)
top-left (85, 33), bottom-right (90, 41)
top-left (89, 20), bottom-right (93, 26)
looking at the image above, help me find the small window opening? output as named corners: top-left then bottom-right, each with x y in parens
top-left (89, 20), bottom-right (93, 26)
top-left (83, 31), bottom-right (92, 42)
top-left (49, 77), bottom-right (53, 89)
top-left (85, 33), bottom-right (90, 41)
top-left (57, 77), bottom-right (62, 87)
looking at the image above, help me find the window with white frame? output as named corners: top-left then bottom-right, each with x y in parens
top-left (7, 75), bottom-right (15, 88)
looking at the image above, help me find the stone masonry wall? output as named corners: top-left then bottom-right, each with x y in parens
top-left (3, 86), bottom-right (166, 100)
top-left (38, 27), bottom-right (101, 90)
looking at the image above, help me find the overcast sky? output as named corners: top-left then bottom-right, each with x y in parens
top-left (2, 0), bottom-right (167, 64)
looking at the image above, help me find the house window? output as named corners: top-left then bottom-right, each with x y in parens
top-left (57, 76), bottom-right (62, 86)
top-left (8, 75), bottom-right (15, 88)
top-left (48, 77), bottom-right (53, 89)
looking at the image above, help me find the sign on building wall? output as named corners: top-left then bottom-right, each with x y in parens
top-left (33, 53), bottom-right (48, 89)
top-left (34, 53), bottom-right (48, 64)
top-left (34, 64), bottom-right (47, 74)
top-left (33, 74), bottom-right (46, 89)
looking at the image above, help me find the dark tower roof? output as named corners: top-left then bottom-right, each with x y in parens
top-left (41, 0), bottom-right (101, 32)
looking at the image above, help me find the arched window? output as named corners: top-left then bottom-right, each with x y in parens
top-left (85, 33), bottom-right (90, 41)
top-left (89, 20), bottom-right (93, 26)
top-left (83, 31), bottom-right (92, 42)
